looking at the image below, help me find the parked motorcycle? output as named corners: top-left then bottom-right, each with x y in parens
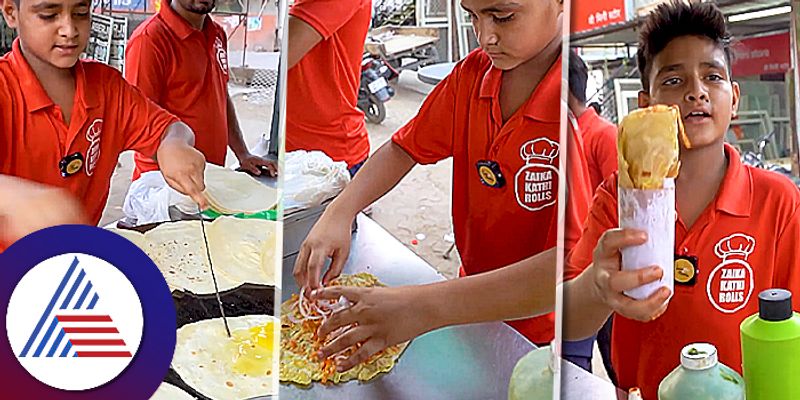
top-left (741, 130), bottom-right (800, 187)
top-left (358, 54), bottom-right (398, 124)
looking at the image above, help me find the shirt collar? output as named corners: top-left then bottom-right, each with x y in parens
top-left (159, 3), bottom-right (203, 40)
top-left (478, 52), bottom-right (562, 123)
top-left (715, 143), bottom-right (752, 217)
top-left (8, 39), bottom-right (98, 113)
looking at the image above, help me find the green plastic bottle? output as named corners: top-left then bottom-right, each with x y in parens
top-left (740, 288), bottom-right (800, 400)
top-left (508, 345), bottom-right (555, 400)
top-left (657, 343), bottom-right (744, 400)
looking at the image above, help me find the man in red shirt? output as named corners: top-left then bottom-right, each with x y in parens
top-left (286, 0), bottom-right (371, 175)
top-left (0, 0), bottom-right (206, 248)
top-left (125, 0), bottom-right (277, 180)
top-left (292, 0), bottom-right (593, 369)
top-left (563, 2), bottom-right (800, 398)
top-left (568, 51), bottom-right (618, 190)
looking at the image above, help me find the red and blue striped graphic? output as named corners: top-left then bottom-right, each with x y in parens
top-left (19, 257), bottom-right (131, 358)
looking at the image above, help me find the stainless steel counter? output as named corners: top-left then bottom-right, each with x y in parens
top-left (278, 214), bottom-right (537, 399)
top-left (560, 360), bottom-right (626, 400)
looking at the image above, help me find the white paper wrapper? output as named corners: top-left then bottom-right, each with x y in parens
top-left (618, 178), bottom-right (675, 300)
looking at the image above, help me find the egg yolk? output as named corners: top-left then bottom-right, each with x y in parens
top-left (227, 322), bottom-right (276, 376)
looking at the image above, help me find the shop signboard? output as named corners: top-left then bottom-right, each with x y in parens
top-left (732, 32), bottom-right (791, 77)
top-left (571, 0), bottom-right (626, 34)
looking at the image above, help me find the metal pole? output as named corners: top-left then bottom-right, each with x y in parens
top-left (241, 0), bottom-right (252, 67)
top-left (790, 2), bottom-right (800, 174)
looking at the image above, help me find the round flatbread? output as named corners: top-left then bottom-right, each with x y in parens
top-left (144, 221), bottom-right (240, 294)
top-left (204, 165), bottom-right (278, 214)
top-left (150, 383), bottom-right (195, 400)
top-left (208, 218), bottom-right (279, 287)
top-left (280, 273), bottom-right (408, 386)
top-left (173, 315), bottom-right (279, 400)
top-left (109, 227), bottom-right (152, 252)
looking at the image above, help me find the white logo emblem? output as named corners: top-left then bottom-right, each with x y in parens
top-left (706, 233), bottom-right (756, 314)
top-left (214, 37), bottom-right (229, 76)
top-left (85, 119), bottom-right (102, 176)
top-left (515, 138), bottom-right (560, 211)
top-left (6, 254), bottom-right (143, 391)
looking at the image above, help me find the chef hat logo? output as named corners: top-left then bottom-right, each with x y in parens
top-left (520, 138), bottom-right (559, 164)
top-left (714, 233), bottom-right (756, 260)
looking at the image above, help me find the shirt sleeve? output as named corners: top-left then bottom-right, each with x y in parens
top-left (391, 62), bottom-right (462, 164)
top-left (773, 204), bottom-right (800, 310)
top-left (124, 33), bottom-right (168, 105)
top-left (289, 0), bottom-right (369, 39)
top-left (110, 72), bottom-right (179, 157)
top-left (565, 176), bottom-right (619, 280)
top-left (565, 121), bottom-right (593, 254)
top-left (593, 124), bottom-right (619, 184)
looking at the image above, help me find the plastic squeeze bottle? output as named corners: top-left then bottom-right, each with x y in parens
top-left (657, 343), bottom-right (744, 400)
top-left (740, 288), bottom-right (800, 400)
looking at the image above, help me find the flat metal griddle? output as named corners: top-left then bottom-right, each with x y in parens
top-left (164, 284), bottom-right (276, 400)
top-left (116, 220), bottom-right (277, 400)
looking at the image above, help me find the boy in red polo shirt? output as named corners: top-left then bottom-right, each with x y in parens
top-left (0, 0), bottom-right (207, 249)
top-left (562, 2), bottom-right (800, 398)
top-left (286, 0), bottom-right (371, 174)
top-left (125, 0), bottom-right (277, 180)
top-left (291, 0), bottom-right (593, 369)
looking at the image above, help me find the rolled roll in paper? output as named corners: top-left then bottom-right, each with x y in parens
top-left (618, 179), bottom-right (675, 299)
top-left (617, 105), bottom-right (682, 299)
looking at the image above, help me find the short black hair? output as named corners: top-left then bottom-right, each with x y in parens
top-left (568, 51), bottom-right (588, 104)
top-left (637, 0), bottom-right (731, 92)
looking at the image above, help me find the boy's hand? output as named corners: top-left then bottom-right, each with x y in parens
top-left (157, 139), bottom-right (208, 209)
top-left (237, 152), bottom-right (278, 177)
top-left (0, 177), bottom-right (88, 245)
top-left (313, 285), bottom-right (434, 372)
top-left (293, 211), bottom-right (354, 290)
top-left (589, 228), bottom-right (672, 322)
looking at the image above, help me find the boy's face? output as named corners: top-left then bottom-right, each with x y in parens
top-left (639, 35), bottom-right (740, 150)
top-left (1, 0), bottom-right (90, 69)
top-left (461, 0), bottom-right (562, 70)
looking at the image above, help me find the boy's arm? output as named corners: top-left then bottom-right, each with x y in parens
top-left (309, 249), bottom-right (556, 370)
top-left (110, 72), bottom-right (208, 208)
top-left (155, 122), bottom-right (208, 208)
top-left (287, 16), bottom-right (322, 69)
top-left (226, 94), bottom-right (277, 176)
top-left (562, 229), bottom-right (668, 340)
top-left (0, 176), bottom-right (88, 245)
top-left (294, 56), bottom-right (463, 289)
top-left (287, 0), bottom-right (368, 69)
top-left (293, 141), bottom-right (417, 289)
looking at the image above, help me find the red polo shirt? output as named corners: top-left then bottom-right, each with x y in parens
top-left (286, 0), bottom-right (371, 168)
top-left (0, 40), bottom-right (177, 243)
top-left (577, 108), bottom-right (618, 190)
top-left (126, 4), bottom-right (230, 180)
top-left (393, 49), bottom-right (592, 344)
top-left (565, 144), bottom-right (800, 398)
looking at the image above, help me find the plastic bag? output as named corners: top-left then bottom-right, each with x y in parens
top-left (123, 171), bottom-right (195, 225)
top-left (283, 150), bottom-right (350, 211)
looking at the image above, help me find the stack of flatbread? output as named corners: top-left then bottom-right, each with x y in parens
top-left (172, 315), bottom-right (280, 399)
top-left (280, 272), bottom-right (408, 386)
top-left (111, 217), bottom-right (279, 294)
top-left (203, 164), bottom-right (278, 214)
